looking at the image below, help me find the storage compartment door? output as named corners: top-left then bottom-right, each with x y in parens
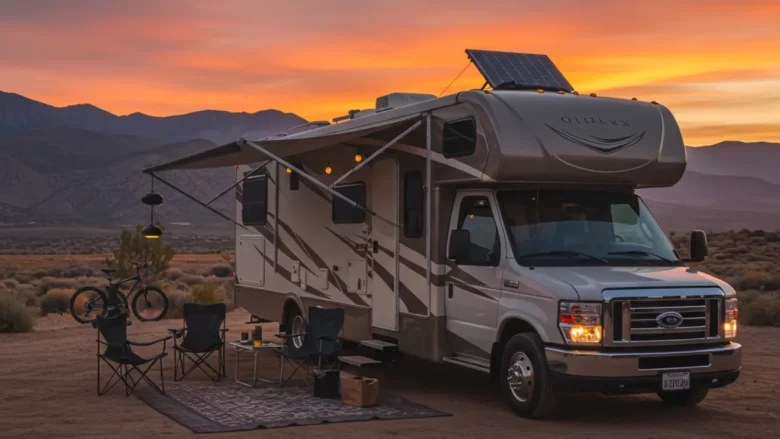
top-left (237, 235), bottom-right (265, 286)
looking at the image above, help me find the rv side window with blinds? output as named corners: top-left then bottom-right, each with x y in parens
top-left (332, 182), bottom-right (366, 224)
top-left (242, 172), bottom-right (268, 226)
top-left (443, 117), bottom-right (477, 158)
top-left (403, 171), bottom-right (424, 238)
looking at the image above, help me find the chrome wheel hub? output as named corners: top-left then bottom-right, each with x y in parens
top-left (291, 315), bottom-right (305, 349)
top-left (507, 351), bottom-right (535, 402)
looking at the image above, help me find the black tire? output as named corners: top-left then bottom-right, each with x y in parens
top-left (657, 387), bottom-right (709, 407)
top-left (285, 305), bottom-right (305, 350)
top-left (69, 287), bottom-right (108, 324)
top-left (500, 333), bottom-right (564, 418)
top-left (131, 286), bottom-right (168, 322)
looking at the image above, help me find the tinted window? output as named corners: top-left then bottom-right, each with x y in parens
top-left (242, 173), bottom-right (267, 226)
top-left (403, 171), bottom-right (424, 238)
top-left (332, 182), bottom-right (366, 224)
top-left (455, 196), bottom-right (500, 266)
top-left (443, 118), bottom-right (477, 158)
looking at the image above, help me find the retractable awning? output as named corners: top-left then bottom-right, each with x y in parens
top-left (142, 113), bottom-right (422, 174)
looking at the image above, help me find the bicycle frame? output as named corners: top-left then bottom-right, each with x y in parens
top-left (104, 271), bottom-right (148, 309)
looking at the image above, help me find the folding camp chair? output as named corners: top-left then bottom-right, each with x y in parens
top-left (169, 303), bottom-right (228, 381)
top-left (94, 313), bottom-right (170, 396)
top-left (277, 307), bottom-right (344, 387)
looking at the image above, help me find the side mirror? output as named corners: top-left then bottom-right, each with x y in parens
top-left (684, 230), bottom-right (708, 262)
top-left (448, 229), bottom-right (471, 264)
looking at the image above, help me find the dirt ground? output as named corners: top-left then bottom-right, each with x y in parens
top-left (1, 310), bottom-right (778, 439)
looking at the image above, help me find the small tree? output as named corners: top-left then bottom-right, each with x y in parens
top-left (106, 225), bottom-right (175, 281)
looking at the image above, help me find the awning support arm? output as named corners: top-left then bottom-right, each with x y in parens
top-left (150, 173), bottom-right (248, 230)
top-left (205, 160), bottom-right (270, 206)
top-left (329, 119), bottom-right (423, 188)
top-left (240, 139), bottom-right (400, 228)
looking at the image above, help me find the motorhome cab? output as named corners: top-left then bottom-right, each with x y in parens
top-left (144, 49), bottom-right (741, 417)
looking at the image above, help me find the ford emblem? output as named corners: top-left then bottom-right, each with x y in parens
top-left (656, 311), bottom-right (684, 328)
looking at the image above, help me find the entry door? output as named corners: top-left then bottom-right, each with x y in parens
top-left (369, 159), bottom-right (399, 330)
top-left (445, 193), bottom-right (503, 360)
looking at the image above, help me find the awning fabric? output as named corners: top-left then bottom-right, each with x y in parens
top-left (143, 113), bottom-right (422, 174)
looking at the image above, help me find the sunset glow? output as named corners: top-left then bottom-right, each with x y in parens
top-left (1, 0), bottom-right (779, 145)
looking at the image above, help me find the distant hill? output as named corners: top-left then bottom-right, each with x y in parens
top-left (685, 142), bottom-right (780, 184)
top-left (0, 90), bottom-right (307, 144)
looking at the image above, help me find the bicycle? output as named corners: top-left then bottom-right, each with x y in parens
top-left (69, 262), bottom-right (169, 324)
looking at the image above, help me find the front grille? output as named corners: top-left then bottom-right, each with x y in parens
top-left (609, 295), bottom-right (722, 344)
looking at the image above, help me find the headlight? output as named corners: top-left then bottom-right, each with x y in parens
top-left (559, 302), bottom-right (602, 344)
top-left (724, 298), bottom-right (738, 339)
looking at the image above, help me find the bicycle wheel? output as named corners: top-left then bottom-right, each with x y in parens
top-left (70, 287), bottom-right (108, 324)
top-left (131, 286), bottom-right (169, 322)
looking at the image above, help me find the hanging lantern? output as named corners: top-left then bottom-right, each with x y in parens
top-left (142, 224), bottom-right (162, 239)
top-left (141, 192), bottom-right (163, 206)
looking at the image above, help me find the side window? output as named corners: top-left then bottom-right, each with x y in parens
top-left (332, 182), bottom-right (366, 224)
top-left (242, 172), bottom-right (268, 226)
top-left (443, 118), bottom-right (477, 158)
top-left (455, 196), bottom-right (500, 266)
top-left (403, 171), bottom-right (424, 238)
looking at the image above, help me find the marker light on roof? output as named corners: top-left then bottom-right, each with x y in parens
top-left (354, 154), bottom-right (363, 163)
top-left (286, 167), bottom-right (293, 174)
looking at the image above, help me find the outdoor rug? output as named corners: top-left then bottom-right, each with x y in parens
top-left (135, 382), bottom-right (450, 433)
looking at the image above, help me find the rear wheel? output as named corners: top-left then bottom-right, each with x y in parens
top-left (69, 287), bottom-right (108, 324)
top-left (657, 387), bottom-right (709, 407)
top-left (285, 306), bottom-right (305, 349)
top-left (500, 333), bottom-right (564, 418)
top-left (131, 286), bottom-right (168, 322)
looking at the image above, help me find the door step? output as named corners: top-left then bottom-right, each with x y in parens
top-left (359, 339), bottom-right (400, 364)
top-left (442, 356), bottom-right (491, 374)
top-left (338, 355), bottom-right (383, 377)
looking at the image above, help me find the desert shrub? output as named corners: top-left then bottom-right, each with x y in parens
top-left (62, 266), bottom-right (96, 278)
top-left (40, 288), bottom-right (76, 315)
top-left (764, 233), bottom-right (780, 243)
top-left (740, 292), bottom-right (780, 326)
top-left (2, 279), bottom-right (20, 290)
top-left (165, 290), bottom-right (191, 319)
top-left (164, 268), bottom-right (186, 281)
top-left (11, 272), bottom-right (36, 284)
top-left (7, 288), bottom-right (39, 307)
top-left (207, 264), bottom-right (233, 278)
top-left (105, 224), bottom-right (175, 281)
top-left (37, 277), bottom-right (77, 296)
top-left (0, 293), bottom-right (35, 333)
top-left (179, 274), bottom-right (206, 287)
top-left (191, 283), bottom-right (219, 304)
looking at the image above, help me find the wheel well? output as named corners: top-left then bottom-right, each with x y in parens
top-left (281, 299), bottom-right (302, 332)
top-left (490, 318), bottom-right (539, 381)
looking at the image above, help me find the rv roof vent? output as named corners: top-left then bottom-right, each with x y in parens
top-left (376, 92), bottom-right (436, 112)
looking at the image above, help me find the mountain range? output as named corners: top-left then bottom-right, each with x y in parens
top-left (0, 91), bottom-right (778, 233)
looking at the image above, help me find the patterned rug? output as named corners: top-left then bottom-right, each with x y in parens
top-left (135, 382), bottom-right (450, 433)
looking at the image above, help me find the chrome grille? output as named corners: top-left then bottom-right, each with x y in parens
top-left (606, 291), bottom-right (723, 345)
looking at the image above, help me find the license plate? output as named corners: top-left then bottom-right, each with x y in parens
top-left (662, 372), bottom-right (690, 391)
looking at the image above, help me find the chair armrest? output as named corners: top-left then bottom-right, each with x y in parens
top-left (275, 333), bottom-right (307, 338)
top-left (316, 335), bottom-right (339, 342)
top-left (97, 340), bottom-right (127, 349)
top-left (220, 328), bottom-right (230, 332)
top-left (128, 336), bottom-right (172, 347)
top-left (168, 328), bottom-right (184, 336)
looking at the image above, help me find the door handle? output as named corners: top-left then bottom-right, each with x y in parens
top-left (373, 240), bottom-right (379, 254)
top-left (503, 279), bottom-right (519, 289)
top-left (448, 283), bottom-right (454, 299)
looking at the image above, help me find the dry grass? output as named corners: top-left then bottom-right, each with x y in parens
top-left (40, 288), bottom-right (77, 315)
top-left (0, 292), bottom-right (35, 333)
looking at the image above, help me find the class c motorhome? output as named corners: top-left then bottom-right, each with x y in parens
top-left (144, 49), bottom-right (741, 417)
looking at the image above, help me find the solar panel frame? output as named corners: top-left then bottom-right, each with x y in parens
top-left (466, 49), bottom-right (574, 93)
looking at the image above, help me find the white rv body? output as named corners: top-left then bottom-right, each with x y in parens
top-left (145, 84), bottom-right (741, 417)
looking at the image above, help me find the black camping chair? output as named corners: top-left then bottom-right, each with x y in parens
top-left (169, 303), bottom-right (228, 381)
top-left (94, 312), bottom-right (170, 396)
top-left (277, 307), bottom-right (344, 387)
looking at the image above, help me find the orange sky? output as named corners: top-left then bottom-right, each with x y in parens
top-left (1, 0), bottom-right (779, 146)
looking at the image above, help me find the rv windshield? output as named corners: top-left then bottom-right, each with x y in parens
top-left (496, 190), bottom-right (682, 267)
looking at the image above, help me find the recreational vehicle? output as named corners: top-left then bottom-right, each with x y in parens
top-left (144, 50), bottom-right (741, 417)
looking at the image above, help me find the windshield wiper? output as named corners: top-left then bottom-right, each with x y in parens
top-left (607, 250), bottom-right (677, 265)
top-left (520, 251), bottom-right (609, 264)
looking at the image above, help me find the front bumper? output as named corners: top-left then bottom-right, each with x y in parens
top-left (545, 342), bottom-right (741, 378)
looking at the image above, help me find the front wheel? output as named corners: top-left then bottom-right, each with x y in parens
top-left (657, 387), bottom-right (709, 407)
top-left (69, 287), bottom-right (108, 324)
top-left (131, 286), bottom-right (168, 322)
top-left (500, 333), bottom-right (565, 418)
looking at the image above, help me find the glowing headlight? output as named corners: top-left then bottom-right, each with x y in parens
top-left (724, 298), bottom-right (738, 338)
top-left (559, 302), bottom-right (602, 344)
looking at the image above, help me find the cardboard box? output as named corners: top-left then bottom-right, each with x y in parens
top-left (340, 375), bottom-right (379, 407)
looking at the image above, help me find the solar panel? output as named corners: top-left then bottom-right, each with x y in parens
top-left (465, 49), bottom-right (574, 92)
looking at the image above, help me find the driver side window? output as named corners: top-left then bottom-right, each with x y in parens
top-left (456, 196), bottom-right (500, 266)
top-left (611, 203), bottom-right (653, 247)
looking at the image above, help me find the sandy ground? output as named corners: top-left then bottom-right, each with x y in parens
top-left (1, 310), bottom-right (779, 439)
